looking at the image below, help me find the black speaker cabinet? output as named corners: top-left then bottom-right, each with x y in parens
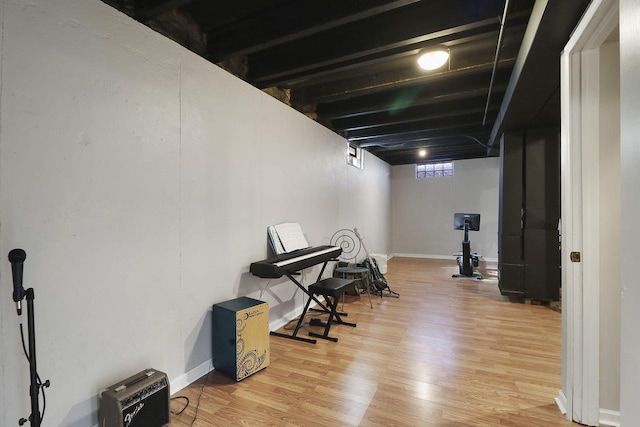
top-left (498, 129), bottom-right (560, 301)
top-left (99, 368), bottom-right (170, 427)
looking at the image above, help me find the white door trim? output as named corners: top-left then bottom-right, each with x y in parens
top-left (559, 0), bottom-right (619, 424)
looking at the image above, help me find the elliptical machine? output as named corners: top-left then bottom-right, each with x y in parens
top-left (452, 213), bottom-right (482, 280)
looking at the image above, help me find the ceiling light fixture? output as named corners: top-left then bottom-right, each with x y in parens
top-left (418, 149), bottom-right (427, 157)
top-left (417, 48), bottom-right (449, 71)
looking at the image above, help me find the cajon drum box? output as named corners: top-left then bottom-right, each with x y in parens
top-left (213, 297), bottom-right (269, 381)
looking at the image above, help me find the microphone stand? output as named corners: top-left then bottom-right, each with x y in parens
top-left (8, 248), bottom-right (48, 427)
top-left (23, 287), bottom-right (42, 427)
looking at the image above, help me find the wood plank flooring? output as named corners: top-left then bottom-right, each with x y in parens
top-left (169, 257), bottom-right (575, 426)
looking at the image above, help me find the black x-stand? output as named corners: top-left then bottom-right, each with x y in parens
top-left (8, 249), bottom-right (50, 427)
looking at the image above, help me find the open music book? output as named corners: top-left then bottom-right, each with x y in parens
top-left (267, 222), bottom-right (310, 255)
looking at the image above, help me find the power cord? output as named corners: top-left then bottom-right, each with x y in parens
top-left (170, 363), bottom-right (212, 426)
top-left (169, 395), bottom-right (189, 416)
top-left (188, 367), bottom-right (210, 426)
top-left (259, 279), bottom-right (272, 299)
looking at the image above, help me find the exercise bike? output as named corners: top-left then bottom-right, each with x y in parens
top-left (452, 213), bottom-right (482, 280)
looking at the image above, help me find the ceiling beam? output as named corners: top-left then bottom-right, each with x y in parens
top-left (259, 20), bottom-right (529, 89)
top-left (135, 0), bottom-right (196, 22)
top-left (368, 140), bottom-right (491, 164)
top-left (317, 81), bottom-right (509, 121)
top-left (371, 143), bottom-right (487, 158)
top-left (295, 57), bottom-right (515, 106)
top-left (336, 103), bottom-right (500, 133)
top-left (487, 0), bottom-right (592, 149)
top-left (370, 137), bottom-right (487, 152)
top-left (248, 2), bottom-right (521, 84)
top-left (330, 85), bottom-right (506, 129)
top-left (206, 0), bottom-right (421, 61)
top-left (351, 123), bottom-right (489, 147)
top-left (346, 111), bottom-right (491, 140)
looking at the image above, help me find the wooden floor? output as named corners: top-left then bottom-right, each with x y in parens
top-left (169, 257), bottom-right (575, 426)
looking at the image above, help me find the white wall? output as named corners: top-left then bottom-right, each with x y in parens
top-left (619, 0), bottom-right (640, 423)
top-left (598, 38), bottom-right (621, 415)
top-left (339, 152), bottom-right (391, 258)
top-left (390, 157), bottom-right (500, 260)
top-left (0, 1), bottom-right (391, 425)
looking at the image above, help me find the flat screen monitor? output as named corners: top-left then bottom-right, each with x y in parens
top-left (453, 213), bottom-right (480, 231)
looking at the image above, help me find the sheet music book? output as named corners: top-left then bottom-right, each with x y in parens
top-left (268, 223), bottom-right (309, 254)
top-left (267, 225), bottom-right (286, 255)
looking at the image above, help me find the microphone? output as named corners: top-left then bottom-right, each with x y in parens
top-left (8, 248), bottom-right (26, 315)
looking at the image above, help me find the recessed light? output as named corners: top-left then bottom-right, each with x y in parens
top-left (417, 49), bottom-right (449, 71)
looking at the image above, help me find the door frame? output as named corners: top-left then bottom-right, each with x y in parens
top-left (557, 0), bottom-right (619, 424)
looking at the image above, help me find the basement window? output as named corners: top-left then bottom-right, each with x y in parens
top-left (347, 143), bottom-right (364, 170)
top-left (416, 161), bottom-right (453, 178)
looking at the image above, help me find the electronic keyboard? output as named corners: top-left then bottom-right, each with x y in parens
top-left (250, 245), bottom-right (341, 279)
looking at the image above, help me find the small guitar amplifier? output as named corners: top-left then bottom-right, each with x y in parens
top-left (99, 368), bottom-right (170, 427)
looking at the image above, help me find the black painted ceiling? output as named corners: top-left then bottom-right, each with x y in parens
top-left (102, 0), bottom-right (590, 165)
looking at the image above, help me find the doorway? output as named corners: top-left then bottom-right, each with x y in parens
top-left (558, 0), bottom-right (620, 425)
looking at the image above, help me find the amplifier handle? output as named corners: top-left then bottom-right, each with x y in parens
top-left (115, 371), bottom-right (155, 392)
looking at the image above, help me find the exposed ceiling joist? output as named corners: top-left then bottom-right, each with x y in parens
top-left (103, 0), bottom-right (591, 165)
top-left (205, 0), bottom-right (422, 62)
top-left (135, 0), bottom-right (195, 22)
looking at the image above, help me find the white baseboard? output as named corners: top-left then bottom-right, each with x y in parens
top-left (554, 389), bottom-right (620, 427)
top-left (171, 301), bottom-right (316, 394)
top-left (391, 253), bottom-right (456, 260)
top-left (599, 409), bottom-right (620, 427)
top-left (390, 253), bottom-right (498, 263)
top-left (555, 389), bottom-right (568, 416)
top-left (171, 358), bottom-right (214, 393)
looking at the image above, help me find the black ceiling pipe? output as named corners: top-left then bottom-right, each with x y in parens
top-left (483, 0), bottom-right (512, 126)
